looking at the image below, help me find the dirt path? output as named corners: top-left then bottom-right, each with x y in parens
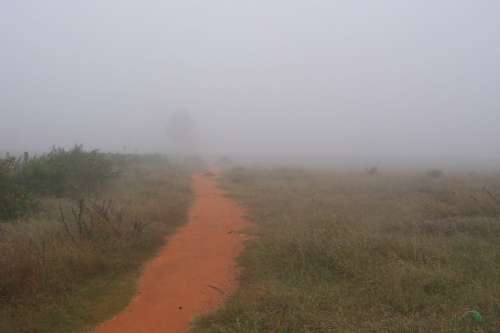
top-left (96, 173), bottom-right (252, 333)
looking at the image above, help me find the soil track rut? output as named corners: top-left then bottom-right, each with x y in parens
top-left (96, 173), bottom-right (252, 333)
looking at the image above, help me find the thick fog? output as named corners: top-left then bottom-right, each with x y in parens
top-left (1, 1), bottom-right (499, 164)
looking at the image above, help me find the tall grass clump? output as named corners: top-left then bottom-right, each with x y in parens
top-left (194, 167), bottom-right (500, 332)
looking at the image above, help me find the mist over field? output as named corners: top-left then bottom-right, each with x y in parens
top-left (4, 3), bottom-right (500, 332)
top-left (1, 1), bottom-right (499, 166)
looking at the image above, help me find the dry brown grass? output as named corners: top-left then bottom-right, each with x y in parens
top-left (194, 167), bottom-right (500, 333)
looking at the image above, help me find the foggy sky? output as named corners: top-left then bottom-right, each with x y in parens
top-left (1, 1), bottom-right (499, 161)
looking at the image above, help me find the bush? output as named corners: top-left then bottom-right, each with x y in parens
top-left (426, 168), bottom-right (444, 178)
top-left (366, 166), bottom-right (378, 176)
top-left (0, 159), bottom-right (37, 220)
top-left (17, 146), bottom-right (115, 197)
top-left (0, 146), bottom-right (118, 221)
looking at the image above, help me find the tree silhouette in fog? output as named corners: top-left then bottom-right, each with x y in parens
top-left (165, 110), bottom-right (196, 154)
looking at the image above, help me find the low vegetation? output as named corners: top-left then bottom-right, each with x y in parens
top-left (0, 146), bottom-right (117, 220)
top-left (0, 159), bottom-right (37, 220)
top-left (195, 167), bottom-right (500, 332)
top-left (0, 147), bottom-right (194, 333)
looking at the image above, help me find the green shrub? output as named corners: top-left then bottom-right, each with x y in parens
top-left (0, 159), bottom-right (37, 220)
top-left (1, 146), bottom-right (118, 221)
top-left (17, 145), bottom-right (115, 197)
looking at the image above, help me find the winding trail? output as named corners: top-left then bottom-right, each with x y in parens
top-left (96, 172), bottom-right (252, 333)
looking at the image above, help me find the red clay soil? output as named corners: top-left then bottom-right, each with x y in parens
top-left (96, 173), bottom-right (252, 333)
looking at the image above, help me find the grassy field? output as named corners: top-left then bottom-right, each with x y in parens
top-left (195, 166), bottom-right (500, 332)
top-left (0, 150), bottom-right (194, 333)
